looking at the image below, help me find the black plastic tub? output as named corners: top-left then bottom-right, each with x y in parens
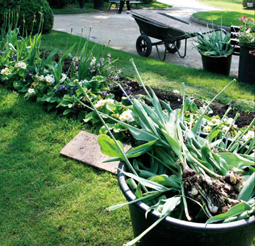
top-left (201, 53), bottom-right (232, 76)
top-left (118, 162), bottom-right (255, 246)
top-left (94, 0), bottom-right (104, 10)
top-left (238, 46), bottom-right (255, 84)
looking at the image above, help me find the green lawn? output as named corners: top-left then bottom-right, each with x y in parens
top-left (0, 87), bottom-right (132, 246)
top-left (52, 1), bottom-right (171, 14)
top-left (199, 0), bottom-right (245, 10)
top-left (194, 0), bottom-right (255, 26)
top-left (41, 30), bottom-right (255, 112)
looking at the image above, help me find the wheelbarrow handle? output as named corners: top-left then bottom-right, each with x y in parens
top-left (196, 28), bottom-right (228, 37)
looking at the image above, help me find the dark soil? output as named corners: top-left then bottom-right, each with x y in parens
top-left (112, 78), bottom-right (255, 128)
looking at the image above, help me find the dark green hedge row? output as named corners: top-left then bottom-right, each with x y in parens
top-left (0, 0), bottom-right (53, 34)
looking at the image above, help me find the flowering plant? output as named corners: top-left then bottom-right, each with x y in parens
top-left (237, 16), bottom-right (255, 54)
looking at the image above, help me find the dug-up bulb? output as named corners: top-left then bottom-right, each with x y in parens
top-left (225, 171), bottom-right (238, 185)
top-left (208, 202), bottom-right (219, 214)
top-left (190, 187), bottom-right (199, 196)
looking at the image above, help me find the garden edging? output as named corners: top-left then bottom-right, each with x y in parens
top-left (190, 14), bottom-right (230, 32)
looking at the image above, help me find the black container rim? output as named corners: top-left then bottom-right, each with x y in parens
top-left (200, 51), bottom-right (233, 58)
top-left (118, 162), bottom-right (255, 231)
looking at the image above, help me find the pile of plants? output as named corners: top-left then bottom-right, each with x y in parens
top-left (73, 67), bottom-right (255, 245)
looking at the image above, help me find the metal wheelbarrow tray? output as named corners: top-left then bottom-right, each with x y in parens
top-left (131, 10), bottom-right (223, 61)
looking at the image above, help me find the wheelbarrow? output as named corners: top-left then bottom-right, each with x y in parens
top-left (131, 10), bottom-right (223, 61)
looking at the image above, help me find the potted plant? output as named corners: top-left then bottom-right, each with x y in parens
top-left (237, 16), bottom-right (255, 84)
top-left (74, 64), bottom-right (255, 246)
top-left (194, 29), bottom-right (234, 76)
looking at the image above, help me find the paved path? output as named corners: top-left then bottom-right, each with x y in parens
top-left (53, 0), bottom-right (239, 76)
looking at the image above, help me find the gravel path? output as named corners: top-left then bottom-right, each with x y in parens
top-left (53, 0), bottom-right (239, 76)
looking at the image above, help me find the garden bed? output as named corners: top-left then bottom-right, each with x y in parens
top-left (44, 50), bottom-right (254, 128)
top-left (113, 78), bottom-right (255, 128)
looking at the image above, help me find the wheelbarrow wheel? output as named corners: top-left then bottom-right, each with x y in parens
top-left (136, 35), bottom-right (152, 57)
top-left (166, 40), bottom-right (181, 53)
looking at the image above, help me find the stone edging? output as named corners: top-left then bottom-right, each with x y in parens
top-left (190, 14), bottom-right (231, 32)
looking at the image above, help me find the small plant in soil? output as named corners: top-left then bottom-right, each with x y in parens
top-left (74, 60), bottom-right (255, 246)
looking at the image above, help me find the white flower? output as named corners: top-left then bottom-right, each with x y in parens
top-left (15, 61), bottom-right (27, 70)
top-left (222, 126), bottom-right (229, 133)
top-left (39, 75), bottom-right (45, 81)
top-left (95, 100), bottom-right (105, 108)
top-left (119, 109), bottom-right (134, 122)
top-left (60, 73), bottom-right (67, 83)
top-left (90, 57), bottom-right (96, 67)
top-left (224, 117), bottom-right (234, 125)
top-left (8, 43), bottom-right (16, 51)
top-left (209, 118), bottom-right (220, 125)
top-left (94, 99), bottom-right (114, 109)
top-left (72, 56), bottom-right (79, 62)
top-left (173, 90), bottom-right (179, 94)
top-left (200, 105), bottom-right (213, 114)
top-left (1, 67), bottom-right (11, 75)
top-left (243, 131), bottom-right (255, 142)
top-left (27, 88), bottom-right (35, 94)
top-left (202, 118), bottom-right (208, 125)
top-left (45, 74), bottom-right (55, 84)
top-left (203, 125), bottom-right (212, 133)
top-left (26, 46), bottom-right (31, 49)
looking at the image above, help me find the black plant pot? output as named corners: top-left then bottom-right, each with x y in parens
top-left (78, 0), bottom-right (85, 8)
top-left (94, 0), bottom-right (104, 10)
top-left (118, 162), bottom-right (255, 246)
top-left (201, 53), bottom-right (232, 76)
top-left (238, 46), bottom-right (255, 85)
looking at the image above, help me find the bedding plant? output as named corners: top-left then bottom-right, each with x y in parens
top-left (74, 60), bottom-right (255, 246)
top-left (237, 15), bottom-right (255, 54)
top-left (238, 15), bottom-right (255, 51)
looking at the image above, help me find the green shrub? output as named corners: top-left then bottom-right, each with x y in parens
top-left (0, 0), bottom-right (53, 34)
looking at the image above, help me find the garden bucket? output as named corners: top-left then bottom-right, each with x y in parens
top-left (238, 46), bottom-right (255, 85)
top-left (118, 162), bottom-right (255, 246)
top-left (201, 53), bottom-right (232, 76)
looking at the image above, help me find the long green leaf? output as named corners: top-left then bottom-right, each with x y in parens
top-left (119, 170), bottom-right (169, 192)
top-left (98, 134), bottom-right (124, 158)
top-left (124, 139), bottom-right (158, 158)
top-left (150, 175), bottom-right (181, 189)
top-left (219, 152), bottom-right (255, 169)
top-left (238, 172), bottom-right (255, 201)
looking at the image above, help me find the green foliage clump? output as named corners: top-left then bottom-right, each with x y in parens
top-left (194, 30), bottom-right (234, 56)
top-left (0, 0), bottom-right (53, 34)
